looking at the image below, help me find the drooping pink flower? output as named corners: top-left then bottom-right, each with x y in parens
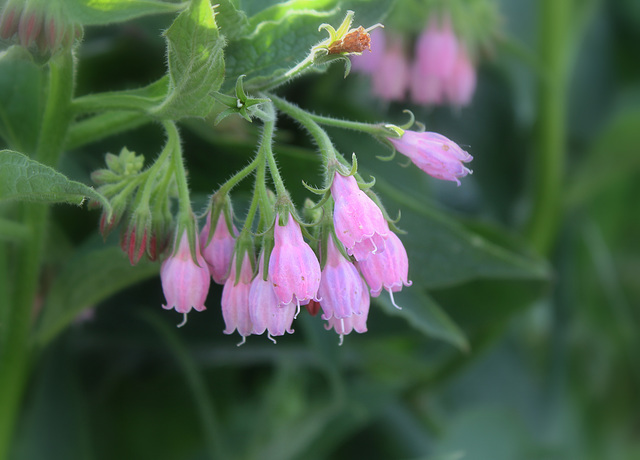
top-left (318, 237), bottom-right (365, 320)
top-left (358, 232), bottom-right (411, 308)
top-left (331, 172), bottom-right (389, 261)
top-left (221, 252), bottom-right (254, 344)
top-left (388, 130), bottom-right (473, 185)
top-left (325, 279), bottom-right (370, 345)
top-left (410, 15), bottom-right (459, 105)
top-left (249, 252), bottom-right (296, 342)
top-left (372, 36), bottom-right (409, 101)
top-left (200, 211), bottom-right (238, 284)
top-left (445, 45), bottom-right (477, 107)
top-left (350, 27), bottom-right (386, 74)
top-left (161, 230), bottom-right (210, 319)
top-left (268, 213), bottom-right (321, 308)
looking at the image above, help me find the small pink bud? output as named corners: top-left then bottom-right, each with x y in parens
top-left (18, 10), bottom-right (42, 48)
top-left (268, 213), bottom-right (321, 307)
top-left (221, 253), bottom-right (254, 343)
top-left (120, 226), bottom-right (147, 265)
top-left (318, 237), bottom-right (365, 320)
top-left (325, 281), bottom-right (370, 345)
top-left (161, 231), bottom-right (210, 317)
top-left (388, 130), bottom-right (473, 185)
top-left (372, 37), bottom-right (409, 101)
top-left (331, 172), bottom-right (389, 261)
top-left (0, 7), bottom-right (19, 40)
top-left (358, 232), bottom-right (412, 308)
top-left (200, 212), bottom-right (237, 284)
top-left (249, 252), bottom-right (296, 342)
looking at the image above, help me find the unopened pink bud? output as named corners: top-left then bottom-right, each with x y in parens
top-left (121, 226), bottom-right (147, 265)
top-left (318, 237), bottom-right (365, 320)
top-left (0, 7), bottom-right (19, 39)
top-left (388, 130), bottom-right (473, 185)
top-left (249, 252), bottom-right (296, 342)
top-left (200, 212), bottom-right (237, 284)
top-left (358, 232), bottom-right (411, 308)
top-left (161, 231), bottom-right (210, 315)
top-left (221, 253), bottom-right (254, 342)
top-left (268, 213), bottom-right (321, 307)
top-left (331, 172), bottom-right (389, 261)
top-left (372, 37), bottom-right (409, 101)
top-left (18, 10), bottom-right (42, 48)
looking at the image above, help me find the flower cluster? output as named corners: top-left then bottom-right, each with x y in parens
top-left (351, 15), bottom-right (477, 107)
top-left (0, 0), bottom-right (81, 54)
top-left (160, 173), bottom-right (412, 345)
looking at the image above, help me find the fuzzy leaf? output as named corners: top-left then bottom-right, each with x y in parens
top-left (35, 245), bottom-right (159, 346)
top-left (153, 0), bottom-right (225, 119)
top-left (0, 150), bottom-right (110, 211)
top-left (65, 0), bottom-right (183, 25)
top-left (376, 289), bottom-right (468, 351)
top-left (0, 46), bottom-right (45, 153)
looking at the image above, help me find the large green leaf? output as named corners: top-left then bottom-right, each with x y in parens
top-left (0, 150), bottom-right (110, 210)
top-left (153, 0), bottom-right (226, 119)
top-left (566, 107), bottom-right (640, 206)
top-left (375, 289), bottom-right (468, 351)
top-left (372, 175), bottom-right (550, 289)
top-left (65, 0), bottom-right (183, 26)
top-left (0, 46), bottom-right (45, 153)
top-left (35, 245), bottom-right (159, 346)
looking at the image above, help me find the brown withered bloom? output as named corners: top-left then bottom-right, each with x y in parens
top-left (328, 26), bottom-right (371, 54)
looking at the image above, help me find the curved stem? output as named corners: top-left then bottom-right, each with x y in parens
top-left (215, 154), bottom-right (262, 197)
top-left (524, 0), bottom-right (572, 255)
top-left (0, 51), bottom-right (74, 460)
top-left (270, 95), bottom-right (337, 166)
top-left (303, 111), bottom-right (386, 136)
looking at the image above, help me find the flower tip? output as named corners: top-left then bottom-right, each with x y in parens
top-left (177, 313), bottom-right (188, 328)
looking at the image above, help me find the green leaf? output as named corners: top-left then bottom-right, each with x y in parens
top-left (72, 76), bottom-right (169, 113)
top-left (215, 0), bottom-right (250, 39)
top-left (375, 288), bottom-right (468, 351)
top-left (35, 245), bottom-right (159, 346)
top-left (566, 108), bottom-right (640, 206)
top-left (153, 0), bottom-right (226, 119)
top-left (224, 0), bottom-right (391, 91)
top-left (0, 150), bottom-right (110, 211)
top-left (0, 46), bottom-right (45, 153)
top-left (372, 175), bottom-right (550, 289)
top-left (64, 0), bottom-right (184, 26)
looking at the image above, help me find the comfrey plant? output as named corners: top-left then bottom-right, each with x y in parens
top-left (0, 1), bottom-right (480, 455)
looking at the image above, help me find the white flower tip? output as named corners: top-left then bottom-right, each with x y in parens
top-left (388, 290), bottom-right (402, 310)
top-left (177, 312), bottom-right (188, 328)
top-left (236, 336), bottom-right (247, 347)
top-left (268, 333), bottom-right (277, 344)
top-left (338, 334), bottom-right (344, 346)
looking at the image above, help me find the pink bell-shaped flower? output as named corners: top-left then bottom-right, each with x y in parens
top-left (200, 211), bottom-right (237, 284)
top-left (161, 230), bottom-right (210, 325)
top-left (325, 279), bottom-right (370, 345)
top-left (249, 252), bottom-right (296, 343)
top-left (318, 237), bottom-right (365, 320)
top-left (445, 45), bottom-right (477, 107)
top-left (388, 130), bottom-right (473, 185)
top-left (221, 252), bottom-right (254, 344)
top-left (372, 36), bottom-right (409, 101)
top-left (358, 232), bottom-right (412, 308)
top-left (410, 15), bottom-right (459, 105)
top-left (268, 213), bottom-right (321, 308)
top-left (331, 172), bottom-right (389, 261)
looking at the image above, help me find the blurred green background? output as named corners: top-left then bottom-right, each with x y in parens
top-left (5, 0), bottom-right (640, 459)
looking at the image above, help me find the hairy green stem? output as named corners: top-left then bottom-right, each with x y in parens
top-left (0, 51), bottom-right (74, 460)
top-left (525, 0), bottom-right (571, 255)
top-left (215, 155), bottom-right (262, 197)
top-left (66, 111), bottom-right (150, 150)
top-left (262, 118), bottom-right (288, 198)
